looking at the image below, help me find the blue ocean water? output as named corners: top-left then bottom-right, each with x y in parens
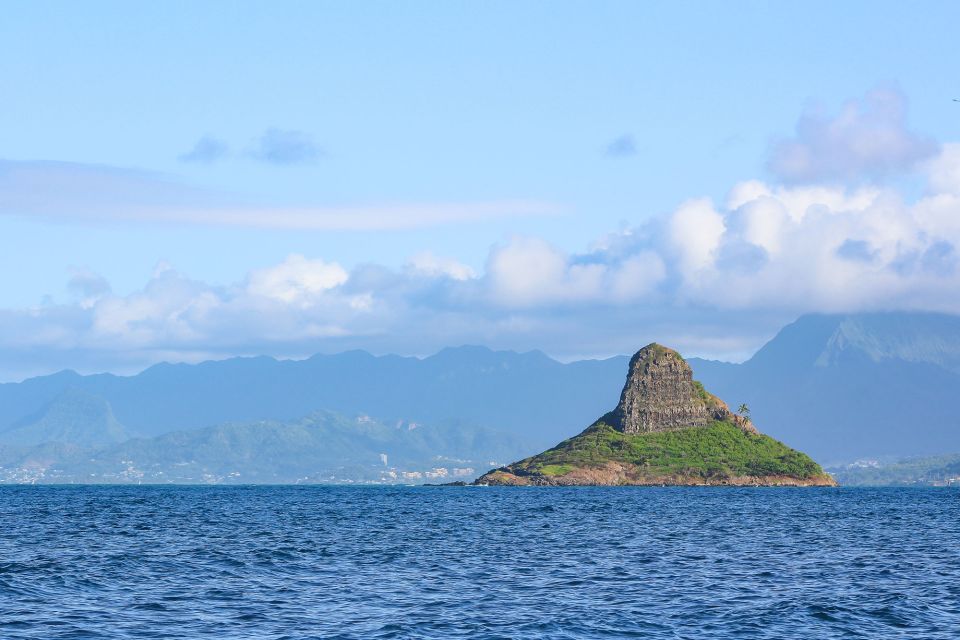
top-left (1, 486), bottom-right (959, 639)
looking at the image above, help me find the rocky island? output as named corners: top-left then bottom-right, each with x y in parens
top-left (475, 343), bottom-right (836, 486)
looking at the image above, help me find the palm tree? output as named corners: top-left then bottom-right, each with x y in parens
top-left (737, 403), bottom-right (750, 418)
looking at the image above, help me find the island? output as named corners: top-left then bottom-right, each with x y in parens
top-left (475, 343), bottom-right (836, 486)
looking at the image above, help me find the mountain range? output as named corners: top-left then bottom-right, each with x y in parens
top-left (0, 347), bottom-right (626, 449)
top-left (1, 311), bottom-right (959, 482)
top-left (0, 348), bottom-right (627, 483)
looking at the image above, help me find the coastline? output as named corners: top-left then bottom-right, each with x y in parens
top-left (476, 462), bottom-right (838, 487)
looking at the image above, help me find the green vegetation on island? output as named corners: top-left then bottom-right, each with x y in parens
top-left (499, 420), bottom-right (825, 481)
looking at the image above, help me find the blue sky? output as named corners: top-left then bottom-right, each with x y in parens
top-left (2, 1), bottom-right (960, 379)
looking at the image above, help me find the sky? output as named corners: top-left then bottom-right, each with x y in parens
top-left (2, 1), bottom-right (960, 380)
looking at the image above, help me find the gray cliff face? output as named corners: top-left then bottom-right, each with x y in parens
top-left (607, 343), bottom-right (747, 434)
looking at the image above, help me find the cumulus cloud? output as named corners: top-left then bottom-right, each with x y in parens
top-left (607, 253), bottom-right (667, 301)
top-left (925, 143), bottom-right (960, 195)
top-left (486, 237), bottom-right (665, 306)
top-left (178, 135), bottom-right (230, 164)
top-left (405, 252), bottom-right (476, 281)
top-left (480, 141), bottom-right (960, 320)
top-left (247, 255), bottom-right (349, 305)
top-left (768, 88), bottom-right (938, 184)
top-left (249, 128), bottom-right (322, 165)
top-left (666, 177), bottom-right (960, 312)
top-left (667, 198), bottom-right (726, 280)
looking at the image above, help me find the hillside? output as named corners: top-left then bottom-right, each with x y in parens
top-left (0, 411), bottom-right (529, 484)
top-left (0, 388), bottom-right (129, 448)
top-left (827, 454), bottom-right (960, 487)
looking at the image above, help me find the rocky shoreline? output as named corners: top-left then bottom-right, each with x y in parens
top-left (476, 463), bottom-right (837, 487)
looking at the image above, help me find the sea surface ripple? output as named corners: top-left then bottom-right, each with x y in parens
top-left (1, 486), bottom-right (959, 639)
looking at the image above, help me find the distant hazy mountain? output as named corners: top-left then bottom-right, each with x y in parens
top-left (0, 411), bottom-right (528, 484)
top-left (0, 346), bottom-right (627, 451)
top-left (689, 312), bottom-right (960, 463)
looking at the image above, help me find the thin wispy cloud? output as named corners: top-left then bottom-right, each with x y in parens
top-left (0, 159), bottom-right (559, 230)
top-left (0, 160), bottom-right (220, 216)
top-left (249, 128), bottom-right (323, 165)
top-left (178, 135), bottom-right (230, 164)
top-left (188, 201), bottom-right (560, 231)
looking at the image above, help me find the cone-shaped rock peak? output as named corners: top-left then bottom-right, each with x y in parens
top-left (605, 343), bottom-right (748, 434)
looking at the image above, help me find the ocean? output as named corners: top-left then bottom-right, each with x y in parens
top-left (1, 486), bottom-right (958, 638)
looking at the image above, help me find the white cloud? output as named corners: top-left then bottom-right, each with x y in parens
top-left (767, 88), bottom-right (938, 184)
top-left (486, 237), bottom-right (567, 306)
top-left (405, 252), bottom-right (476, 281)
top-left (609, 253), bottom-right (667, 301)
top-left (246, 255), bottom-right (348, 305)
top-left (726, 195), bottom-right (787, 255)
top-left (486, 237), bottom-right (665, 306)
top-left (674, 168), bottom-right (960, 312)
top-left (90, 270), bottom-right (221, 345)
top-left (667, 198), bottom-right (726, 278)
top-left (925, 143), bottom-right (960, 195)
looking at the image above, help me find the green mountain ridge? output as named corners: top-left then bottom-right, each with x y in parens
top-left (1, 388), bottom-right (130, 448)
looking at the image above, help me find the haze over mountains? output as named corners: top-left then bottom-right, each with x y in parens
top-left (1, 311), bottom-right (959, 482)
top-left (690, 312), bottom-right (960, 463)
top-left (0, 348), bottom-right (627, 483)
top-left (0, 347), bottom-right (627, 446)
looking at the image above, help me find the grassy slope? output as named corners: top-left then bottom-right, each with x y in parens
top-left (501, 420), bottom-right (827, 481)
